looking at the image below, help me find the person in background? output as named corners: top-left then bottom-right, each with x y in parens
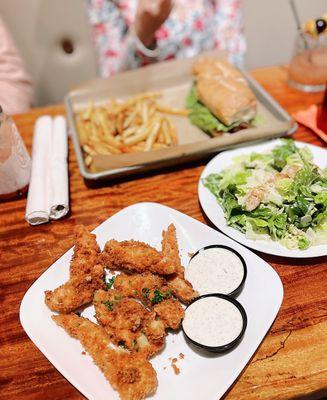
top-left (0, 16), bottom-right (33, 115)
top-left (87, 0), bottom-right (245, 77)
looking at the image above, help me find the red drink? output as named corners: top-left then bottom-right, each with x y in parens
top-left (317, 85), bottom-right (327, 133)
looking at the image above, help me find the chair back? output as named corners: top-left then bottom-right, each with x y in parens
top-left (0, 0), bottom-right (98, 106)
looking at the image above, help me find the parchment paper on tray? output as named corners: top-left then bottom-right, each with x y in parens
top-left (65, 50), bottom-right (297, 180)
top-left (93, 122), bottom-right (292, 172)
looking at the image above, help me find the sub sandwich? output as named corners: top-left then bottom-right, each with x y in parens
top-left (186, 57), bottom-right (257, 136)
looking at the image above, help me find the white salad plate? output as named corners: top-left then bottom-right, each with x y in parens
top-left (20, 202), bottom-right (283, 400)
top-left (199, 139), bottom-right (327, 258)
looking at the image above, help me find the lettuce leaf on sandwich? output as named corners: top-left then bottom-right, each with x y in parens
top-left (186, 85), bottom-right (258, 135)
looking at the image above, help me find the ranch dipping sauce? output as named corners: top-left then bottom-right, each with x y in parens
top-left (186, 246), bottom-right (245, 296)
top-left (183, 296), bottom-right (244, 348)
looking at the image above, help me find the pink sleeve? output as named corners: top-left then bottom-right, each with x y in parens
top-left (0, 17), bottom-right (33, 115)
top-left (213, 0), bottom-right (246, 67)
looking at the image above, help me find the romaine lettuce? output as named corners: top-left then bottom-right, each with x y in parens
top-left (186, 86), bottom-right (243, 134)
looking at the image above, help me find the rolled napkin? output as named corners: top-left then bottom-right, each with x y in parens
top-left (25, 116), bottom-right (52, 225)
top-left (25, 115), bottom-right (69, 225)
top-left (49, 116), bottom-right (69, 219)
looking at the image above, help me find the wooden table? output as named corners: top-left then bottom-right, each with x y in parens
top-left (0, 66), bottom-right (326, 400)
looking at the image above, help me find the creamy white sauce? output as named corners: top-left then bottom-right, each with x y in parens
top-left (186, 247), bottom-right (244, 295)
top-left (183, 297), bottom-right (243, 347)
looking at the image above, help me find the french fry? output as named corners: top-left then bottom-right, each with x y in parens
top-left (102, 142), bottom-right (122, 155)
top-left (85, 155), bottom-right (93, 167)
top-left (92, 142), bottom-right (121, 155)
top-left (145, 121), bottom-right (160, 151)
top-left (161, 119), bottom-right (172, 145)
top-left (96, 108), bottom-right (113, 136)
top-left (82, 101), bottom-right (94, 120)
top-left (123, 108), bottom-right (138, 129)
top-left (90, 121), bottom-right (100, 140)
top-left (83, 144), bottom-right (96, 156)
top-left (123, 125), bottom-right (150, 146)
top-left (131, 143), bottom-right (146, 152)
top-left (93, 143), bottom-right (112, 155)
top-left (116, 112), bottom-right (124, 135)
top-left (76, 118), bottom-right (89, 145)
top-left (122, 126), bottom-right (139, 138)
top-left (157, 130), bottom-right (165, 144)
top-left (142, 102), bottom-right (148, 125)
top-left (156, 105), bottom-right (189, 116)
top-left (166, 118), bottom-right (178, 145)
top-left (102, 133), bottom-right (122, 149)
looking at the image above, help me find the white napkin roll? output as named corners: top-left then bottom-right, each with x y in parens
top-left (49, 116), bottom-right (69, 219)
top-left (25, 116), bottom-right (52, 225)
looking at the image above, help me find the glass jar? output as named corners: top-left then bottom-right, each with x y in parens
top-left (288, 32), bottom-right (327, 92)
top-left (0, 106), bottom-right (31, 200)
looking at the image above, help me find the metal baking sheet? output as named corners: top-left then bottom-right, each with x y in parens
top-left (65, 52), bottom-right (297, 181)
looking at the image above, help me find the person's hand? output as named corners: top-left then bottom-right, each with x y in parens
top-left (134, 0), bottom-right (173, 48)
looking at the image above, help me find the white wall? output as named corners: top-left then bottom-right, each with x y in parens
top-left (243, 0), bottom-right (327, 69)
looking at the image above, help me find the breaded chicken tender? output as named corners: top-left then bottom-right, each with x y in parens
top-left (45, 226), bottom-right (104, 313)
top-left (153, 299), bottom-right (185, 330)
top-left (161, 224), bottom-right (184, 277)
top-left (114, 272), bottom-right (165, 298)
top-left (165, 275), bottom-right (198, 304)
top-left (101, 239), bottom-right (176, 275)
top-left (53, 314), bottom-right (157, 400)
top-left (161, 224), bottom-right (198, 304)
top-left (114, 272), bottom-right (183, 329)
top-left (114, 273), bottom-right (171, 308)
top-left (94, 289), bottom-right (165, 358)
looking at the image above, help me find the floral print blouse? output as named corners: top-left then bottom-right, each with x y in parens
top-left (86, 0), bottom-right (245, 77)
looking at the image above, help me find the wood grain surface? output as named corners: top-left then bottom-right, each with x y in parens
top-left (0, 66), bottom-right (326, 400)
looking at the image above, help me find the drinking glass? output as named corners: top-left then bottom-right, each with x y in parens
top-left (288, 32), bottom-right (327, 92)
top-left (0, 107), bottom-right (31, 200)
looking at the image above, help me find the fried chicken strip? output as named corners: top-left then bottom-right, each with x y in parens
top-left (161, 224), bottom-right (198, 303)
top-left (53, 314), bottom-right (157, 400)
top-left (114, 272), bottom-right (184, 329)
top-left (153, 299), bottom-right (185, 330)
top-left (161, 224), bottom-right (184, 277)
top-left (165, 275), bottom-right (198, 304)
top-left (101, 239), bottom-right (176, 275)
top-left (114, 272), bottom-right (165, 297)
top-left (45, 226), bottom-right (104, 313)
top-left (94, 289), bottom-right (165, 358)
top-left (114, 272), bottom-right (169, 307)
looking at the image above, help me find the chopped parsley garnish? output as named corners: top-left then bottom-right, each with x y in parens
top-left (150, 289), bottom-right (171, 304)
top-left (103, 300), bottom-right (114, 311)
top-left (103, 275), bottom-right (116, 290)
top-left (142, 287), bottom-right (150, 298)
top-left (118, 340), bottom-right (128, 349)
top-left (142, 288), bottom-right (171, 304)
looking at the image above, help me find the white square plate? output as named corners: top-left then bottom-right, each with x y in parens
top-left (20, 202), bottom-right (283, 400)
